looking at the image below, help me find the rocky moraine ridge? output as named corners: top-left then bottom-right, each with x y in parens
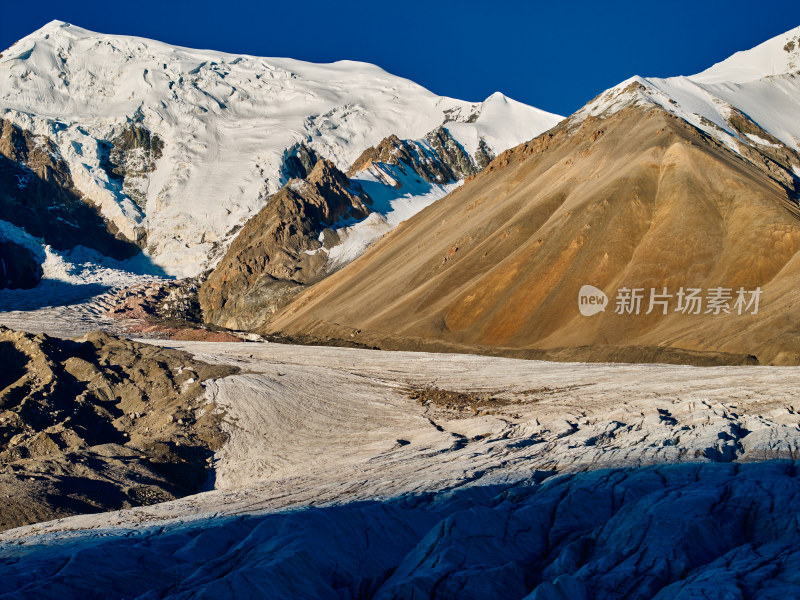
top-left (0, 325), bottom-right (238, 531)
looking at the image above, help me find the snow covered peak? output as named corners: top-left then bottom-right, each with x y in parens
top-left (570, 25), bottom-right (800, 162)
top-left (0, 23), bottom-right (562, 276)
top-left (445, 91), bottom-right (562, 158)
top-left (12, 19), bottom-right (73, 40)
top-left (484, 91), bottom-right (508, 102)
top-left (690, 25), bottom-right (800, 84)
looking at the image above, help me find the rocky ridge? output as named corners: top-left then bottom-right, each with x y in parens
top-left (0, 119), bottom-right (142, 263)
top-left (201, 123), bottom-right (504, 330)
top-left (0, 325), bottom-right (237, 531)
top-left (347, 126), bottom-right (489, 185)
top-left (198, 158), bottom-right (371, 330)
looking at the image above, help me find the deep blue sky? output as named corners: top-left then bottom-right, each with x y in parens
top-left (2, 1), bottom-right (799, 115)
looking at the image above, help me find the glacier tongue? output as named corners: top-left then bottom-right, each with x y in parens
top-left (4, 462), bottom-right (800, 600)
top-left (0, 21), bottom-right (562, 277)
top-left (3, 339), bottom-right (800, 598)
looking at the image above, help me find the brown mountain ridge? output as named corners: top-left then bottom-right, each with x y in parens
top-left (263, 102), bottom-right (800, 365)
top-left (199, 126), bottom-right (496, 331)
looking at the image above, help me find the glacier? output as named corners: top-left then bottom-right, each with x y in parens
top-left (0, 21), bottom-right (562, 277)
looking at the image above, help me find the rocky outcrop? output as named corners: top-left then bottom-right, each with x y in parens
top-left (107, 279), bottom-right (204, 324)
top-left (266, 103), bottom-right (800, 365)
top-left (0, 119), bottom-right (142, 258)
top-left (100, 121), bottom-right (164, 211)
top-left (722, 106), bottom-right (800, 215)
top-left (0, 239), bottom-right (41, 289)
top-left (348, 126), bottom-right (485, 185)
top-left (0, 325), bottom-right (237, 531)
top-left (199, 159), bottom-right (371, 329)
top-left (473, 138), bottom-right (496, 169)
top-left (423, 126), bottom-right (478, 179)
top-left (280, 142), bottom-right (320, 181)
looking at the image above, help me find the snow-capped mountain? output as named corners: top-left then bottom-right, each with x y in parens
top-left (264, 25), bottom-right (800, 364)
top-left (0, 21), bottom-right (562, 277)
top-left (4, 26), bottom-right (800, 600)
top-left (573, 26), bottom-right (800, 171)
top-left (692, 26), bottom-right (800, 84)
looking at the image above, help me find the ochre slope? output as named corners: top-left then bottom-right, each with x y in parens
top-left (266, 105), bottom-right (800, 364)
top-left (199, 159), bottom-right (370, 330)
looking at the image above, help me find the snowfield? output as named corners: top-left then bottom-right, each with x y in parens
top-left (0, 21), bottom-right (562, 277)
top-left (323, 167), bottom-right (462, 270)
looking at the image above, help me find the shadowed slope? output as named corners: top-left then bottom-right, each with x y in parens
top-left (2, 462), bottom-right (800, 599)
top-left (0, 119), bottom-right (143, 259)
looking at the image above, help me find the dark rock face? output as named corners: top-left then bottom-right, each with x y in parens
top-left (0, 119), bottom-right (142, 259)
top-left (199, 159), bottom-right (371, 329)
top-left (473, 138), bottom-right (496, 169)
top-left (424, 126), bottom-right (478, 179)
top-left (280, 142), bottom-right (320, 181)
top-left (347, 126), bottom-right (485, 185)
top-left (99, 122), bottom-right (164, 211)
top-left (0, 239), bottom-right (41, 290)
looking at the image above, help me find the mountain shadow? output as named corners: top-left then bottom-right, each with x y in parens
top-left (1, 461), bottom-right (800, 598)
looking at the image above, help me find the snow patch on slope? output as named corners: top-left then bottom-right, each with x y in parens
top-left (324, 167), bottom-right (460, 270)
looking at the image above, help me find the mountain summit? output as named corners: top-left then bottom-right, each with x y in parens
top-left (0, 21), bottom-right (562, 276)
top-left (691, 25), bottom-right (800, 83)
